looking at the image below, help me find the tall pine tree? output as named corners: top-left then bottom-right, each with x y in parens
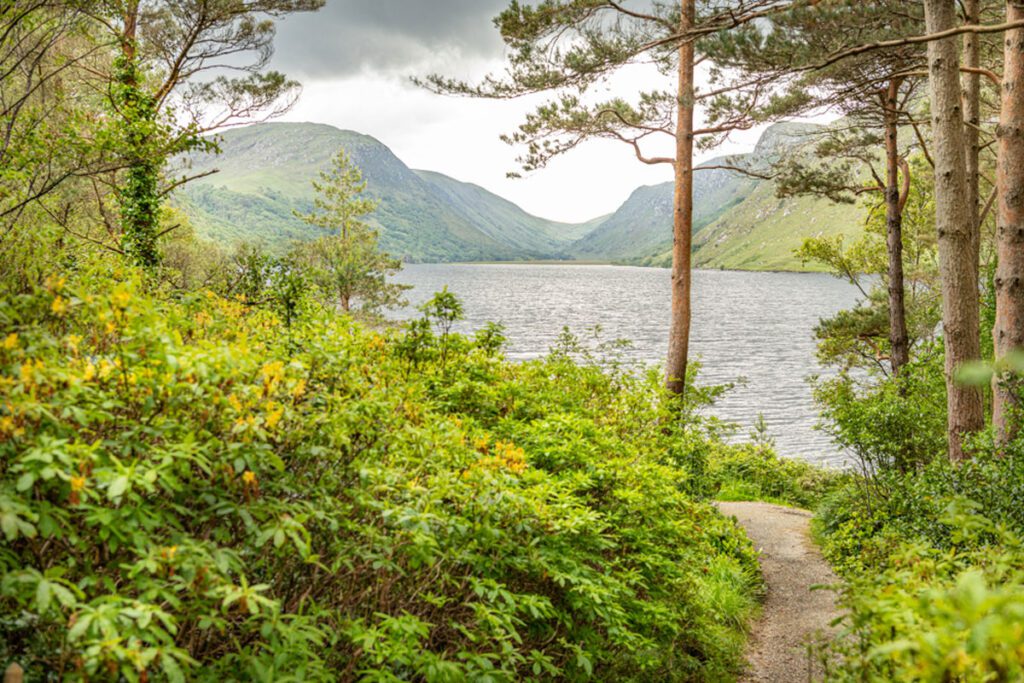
top-left (423, 0), bottom-right (803, 397)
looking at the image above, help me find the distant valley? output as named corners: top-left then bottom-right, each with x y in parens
top-left (176, 121), bottom-right (865, 270)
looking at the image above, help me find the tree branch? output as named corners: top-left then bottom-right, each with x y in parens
top-left (695, 164), bottom-right (775, 180)
top-left (812, 19), bottom-right (1024, 71)
top-left (158, 168), bottom-right (220, 197)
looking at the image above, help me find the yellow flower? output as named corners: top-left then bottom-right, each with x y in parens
top-left (291, 379), bottom-right (306, 399)
top-left (228, 394), bottom-right (243, 412)
top-left (162, 545), bottom-right (178, 560)
top-left (0, 416), bottom-right (18, 436)
top-left (70, 476), bottom-right (86, 492)
top-left (44, 275), bottom-right (66, 292)
top-left (242, 470), bottom-right (257, 485)
top-left (2, 333), bottom-right (17, 350)
top-left (51, 296), bottom-right (68, 316)
top-left (98, 359), bottom-right (116, 380)
top-left (265, 403), bottom-right (284, 430)
top-left (19, 361), bottom-right (40, 385)
top-left (261, 361), bottom-right (285, 382)
top-left (66, 334), bottom-right (82, 354)
top-left (111, 289), bottom-right (131, 310)
top-left (82, 362), bottom-right (97, 381)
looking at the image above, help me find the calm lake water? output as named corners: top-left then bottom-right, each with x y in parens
top-left (391, 264), bottom-right (861, 466)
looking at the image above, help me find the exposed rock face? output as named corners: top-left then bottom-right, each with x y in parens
top-left (570, 121), bottom-right (865, 270)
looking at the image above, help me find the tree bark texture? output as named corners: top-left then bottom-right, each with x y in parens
top-left (666, 0), bottom-right (695, 396)
top-left (963, 0), bottom-right (982, 233)
top-left (883, 77), bottom-right (911, 375)
top-left (924, 0), bottom-right (985, 462)
top-left (994, 1), bottom-right (1024, 446)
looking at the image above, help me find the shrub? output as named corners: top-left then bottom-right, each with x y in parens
top-left (819, 502), bottom-right (1024, 682)
top-left (708, 443), bottom-right (843, 509)
top-left (0, 268), bottom-right (759, 681)
top-left (816, 456), bottom-right (1024, 680)
top-left (813, 343), bottom-right (948, 475)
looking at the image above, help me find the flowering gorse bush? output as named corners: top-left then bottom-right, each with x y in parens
top-left (0, 266), bottom-right (759, 681)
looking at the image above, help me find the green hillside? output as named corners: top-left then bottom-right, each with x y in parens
top-left (634, 182), bottom-right (863, 271)
top-left (569, 161), bottom-right (758, 261)
top-left (176, 120), bottom-right (863, 270)
top-left (412, 169), bottom-right (602, 253)
top-left (176, 123), bottom-right (601, 262)
top-left (571, 121), bottom-right (865, 270)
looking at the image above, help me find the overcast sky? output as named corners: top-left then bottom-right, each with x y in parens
top-left (268, 0), bottom-right (771, 223)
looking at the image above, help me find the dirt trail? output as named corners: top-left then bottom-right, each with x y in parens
top-left (717, 501), bottom-right (841, 683)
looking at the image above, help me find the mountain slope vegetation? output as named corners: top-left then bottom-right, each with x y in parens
top-left (177, 123), bottom-right (602, 262)
top-left (177, 121), bottom-right (863, 270)
top-left (573, 122), bottom-right (866, 270)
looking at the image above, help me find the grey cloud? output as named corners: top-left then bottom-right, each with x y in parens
top-left (269, 0), bottom-right (509, 79)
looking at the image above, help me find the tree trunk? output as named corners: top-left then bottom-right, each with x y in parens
top-left (883, 77), bottom-right (910, 375)
top-left (118, 1), bottom-right (161, 269)
top-left (666, 0), bottom-right (695, 396)
top-left (924, 0), bottom-right (985, 462)
top-left (963, 0), bottom-right (982, 233)
top-left (993, 0), bottom-right (1024, 447)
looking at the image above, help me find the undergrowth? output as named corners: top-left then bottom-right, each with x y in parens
top-left (0, 263), bottom-right (762, 682)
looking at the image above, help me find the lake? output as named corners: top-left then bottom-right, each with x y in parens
top-left (391, 264), bottom-right (861, 466)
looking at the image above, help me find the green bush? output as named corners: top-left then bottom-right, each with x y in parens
top-left (819, 502), bottom-right (1024, 682)
top-left (816, 457), bottom-right (1024, 680)
top-left (708, 443), bottom-right (843, 509)
top-left (813, 343), bottom-right (948, 475)
top-left (0, 268), bottom-right (759, 681)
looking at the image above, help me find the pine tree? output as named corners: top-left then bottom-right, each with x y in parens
top-left (924, 0), bottom-right (985, 461)
top-left (423, 0), bottom-right (803, 397)
top-left (993, 0), bottom-right (1024, 446)
top-left (295, 150), bottom-right (408, 315)
top-left (707, 0), bottom-right (930, 376)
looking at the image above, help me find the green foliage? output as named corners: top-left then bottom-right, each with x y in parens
top-left (709, 443), bottom-right (843, 509)
top-left (800, 160), bottom-right (945, 475)
top-left (294, 150), bottom-right (378, 237)
top-left (813, 344), bottom-right (948, 474)
top-left (292, 150), bottom-right (408, 316)
top-left (798, 157), bottom-right (940, 372)
top-left (815, 453), bottom-right (1024, 679)
top-left (0, 268), bottom-right (760, 681)
top-left (111, 48), bottom-right (165, 269)
top-left (815, 417), bottom-right (1024, 679)
top-left (296, 232), bottom-right (408, 316)
top-left (822, 525), bottom-right (1024, 681)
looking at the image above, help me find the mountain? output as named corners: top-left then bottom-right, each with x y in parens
top-left (176, 122), bottom-right (603, 262)
top-left (411, 170), bottom-right (600, 252)
top-left (569, 121), bottom-right (865, 270)
top-left (176, 120), bottom-right (863, 270)
top-left (568, 160), bottom-right (758, 262)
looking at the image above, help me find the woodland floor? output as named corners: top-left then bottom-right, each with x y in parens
top-left (717, 502), bottom-right (841, 683)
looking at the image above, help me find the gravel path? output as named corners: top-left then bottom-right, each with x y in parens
top-left (717, 501), bottom-right (841, 683)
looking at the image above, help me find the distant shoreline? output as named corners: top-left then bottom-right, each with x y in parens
top-left (409, 260), bottom-right (832, 275)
